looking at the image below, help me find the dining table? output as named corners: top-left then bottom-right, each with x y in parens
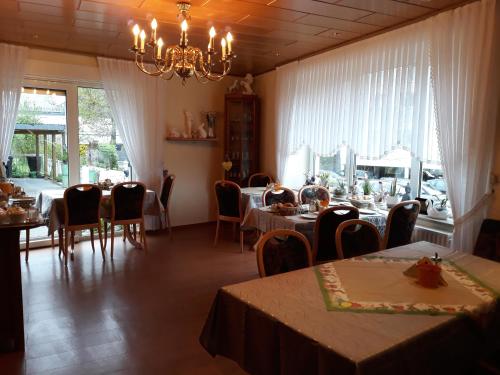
top-left (242, 203), bottom-right (387, 245)
top-left (36, 188), bottom-right (163, 235)
top-left (200, 241), bottom-right (500, 375)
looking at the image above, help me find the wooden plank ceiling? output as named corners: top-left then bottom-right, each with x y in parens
top-left (0, 0), bottom-right (468, 76)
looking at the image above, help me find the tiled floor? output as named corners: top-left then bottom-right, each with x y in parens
top-left (0, 223), bottom-right (256, 374)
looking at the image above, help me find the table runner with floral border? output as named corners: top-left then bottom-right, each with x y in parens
top-left (315, 256), bottom-right (499, 316)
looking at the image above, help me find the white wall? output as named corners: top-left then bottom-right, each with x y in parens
top-left (24, 47), bottom-right (233, 227)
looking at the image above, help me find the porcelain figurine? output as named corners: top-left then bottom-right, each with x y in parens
top-left (198, 123), bottom-right (208, 138)
top-left (168, 128), bottom-right (181, 138)
top-left (184, 110), bottom-right (194, 138)
top-left (241, 73), bottom-right (254, 95)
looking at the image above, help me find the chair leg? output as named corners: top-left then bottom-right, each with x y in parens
top-left (25, 229), bottom-right (30, 262)
top-left (90, 229), bottom-right (95, 253)
top-left (214, 219), bottom-right (220, 246)
top-left (58, 228), bottom-right (63, 257)
top-left (166, 211), bottom-right (172, 238)
top-left (239, 229), bottom-right (244, 253)
top-left (70, 231), bottom-right (75, 250)
top-left (141, 221), bottom-right (148, 252)
top-left (123, 225), bottom-right (126, 241)
top-left (133, 224), bottom-right (137, 241)
top-left (64, 228), bottom-right (69, 266)
top-left (110, 225), bottom-right (115, 259)
top-left (51, 231), bottom-right (55, 248)
top-left (103, 221), bottom-right (108, 250)
top-left (97, 222), bottom-right (105, 260)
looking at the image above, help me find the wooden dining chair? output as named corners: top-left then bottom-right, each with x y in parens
top-left (248, 173), bottom-right (273, 187)
top-left (214, 180), bottom-right (244, 253)
top-left (473, 219), bottom-right (500, 262)
top-left (62, 184), bottom-right (104, 265)
top-left (383, 200), bottom-right (421, 249)
top-left (256, 229), bottom-right (312, 277)
top-left (262, 187), bottom-right (296, 206)
top-left (298, 185), bottom-right (331, 204)
top-left (104, 182), bottom-right (147, 258)
top-left (335, 219), bottom-right (381, 259)
top-left (159, 174), bottom-right (175, 236)
top-left (313, 206), bottom-right (359, 263)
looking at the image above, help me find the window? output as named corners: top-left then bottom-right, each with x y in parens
top-left (11, 87), bottom-right (68, 192)
top-left (78, 87), bottom-right (131, 184)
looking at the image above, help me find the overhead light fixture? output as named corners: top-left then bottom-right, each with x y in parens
top-left (130, 1), bottom-right (236, 84)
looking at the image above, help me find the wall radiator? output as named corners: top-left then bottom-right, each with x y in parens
top-left (412, 226), bottom-right (452, 248)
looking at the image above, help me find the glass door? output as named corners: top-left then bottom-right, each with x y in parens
top-left (77, 87), bottom-right (131, 184)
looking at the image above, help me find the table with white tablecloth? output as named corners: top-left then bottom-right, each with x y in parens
top-left (242, 204), bottom-right (387, 245)
top-left (36, 189), bottom-right (163, 234)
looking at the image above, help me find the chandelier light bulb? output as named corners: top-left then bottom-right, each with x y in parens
top-left (209, 27), bottom-right (216, 38)
top-left (156, 37), bottom-right (164, 59)
top-left (140, 29), bottom-right (146, 51)
top-left (221, 37), bottom-right (227, 60)
top-left (151, 18), bottom-right (158, 30)
top-left (132, 24), bottom-right (140, 49)
top-left (181, 20), bottom-right (188, 32)
top-left (226, 32), bottom-right (233, 54)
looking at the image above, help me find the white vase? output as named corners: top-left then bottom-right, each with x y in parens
top-left (386, 195), bottom-right (401, 208)
top-left (427, 199), bottom-right (449, 220)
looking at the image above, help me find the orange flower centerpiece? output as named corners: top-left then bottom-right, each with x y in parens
top-left (404, 256), bottom-right (447, 289)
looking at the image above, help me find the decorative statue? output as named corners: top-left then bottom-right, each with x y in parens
top-left (228, 79), bottom-right (240, 93)
top-left (197, 123), bottom-right (208, 139)
top-left (206, 112), bottom-right (216, 138)
top-left (183, 110), bottom-right (194, 138)
top-left (402, 182), bottom-right (412, 201)
top-left (168, 128), bottom-right (181, 138)
top-left (240, 73), bottom-right (254, 95)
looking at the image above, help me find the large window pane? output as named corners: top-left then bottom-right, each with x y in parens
top-left (78, 87), bottom-right (131, 184)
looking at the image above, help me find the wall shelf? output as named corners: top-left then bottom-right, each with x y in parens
top-left (166, 137), bottom-right (218, 143)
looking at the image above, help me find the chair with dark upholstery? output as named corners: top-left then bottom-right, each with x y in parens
top-left (383, 200), bottom-right (421, 249)
top-left (63, 184), bottom-right (104, 265)
top-left (262, 187), bottom-right (296, 206)
top-left (159, 174), bottom-right (175, 236)
top-left (335, 219), bottom-right (381, 259)
top-left (248, 173), bottom-right (273, 187)
top-left (298, 185), bottom-right (331, 204)
top-left (313, 206), bottom-right (359, 263)
top-left (474, 219), bottom-right (500, 262)
top-left (214, 180), bottom-right (244, 253)
top-left (257, 229), bottom-right (312, 277)
top-left (104, 182), bottom-right (147, 258)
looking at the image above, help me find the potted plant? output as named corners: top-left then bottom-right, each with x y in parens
top-left (361, 179), bottom-right (373, 200)
top-left (317, 171), bottom-right (330, 188)
top-left (386, 178), bottom-right (401, 208)
top-left (333, 179), bottom-right (347, 198)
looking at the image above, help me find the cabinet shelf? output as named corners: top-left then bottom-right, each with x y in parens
top-left (166, 137), bottom-right (218, 143)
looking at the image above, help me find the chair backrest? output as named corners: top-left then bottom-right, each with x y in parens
top-left (248, 173), bottom-right (273, 187)
top-left (383, 200), bottom-right (421, 249)
top-left (474, 219), bottom-right (500, 262)
top-left (64, 184), bottom-right (102, 227)
top-left (257, 229), bottom-right (313, 277)
top-left (298, 185), bottom-right (331, 204)
top-left (111, 182), bottom-right (146, 221)
top-left (335, 219), bottom-right (381, 259)
top-left (262, 187), bottom-right (296, 206)
top-left (313, 206), bottom-right (359, 262)
top-left (214, 180), bottom-right (242, 219)
top-left (160, 174), bottom-right (175, 209)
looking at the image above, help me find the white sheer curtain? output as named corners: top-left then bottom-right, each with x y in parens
top-left (97, 57), bottom-right (165, 193)
top-left (0, 43), bottom-right (28, 163)
top-left (429, 0), bottom-right (498, 251)
top-left (275, 20), bottom-right (439, 181)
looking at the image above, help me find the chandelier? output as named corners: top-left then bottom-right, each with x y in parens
top-left (130, 1), bottom-right (235, 84)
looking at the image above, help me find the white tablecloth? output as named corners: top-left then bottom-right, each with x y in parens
top-left (36, 189), bottom-right (163, 233)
